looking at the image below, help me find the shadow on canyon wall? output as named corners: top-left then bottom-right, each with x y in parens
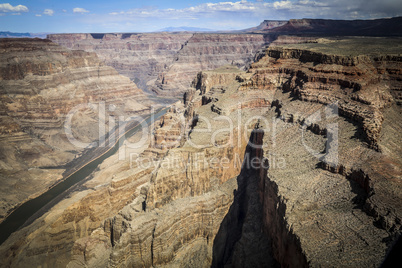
top-left (211, 127), bottom-right (279, 268)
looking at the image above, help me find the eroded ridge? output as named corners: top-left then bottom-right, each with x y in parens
top-left (0, 38), bottom-right (156, 224)
top-left (0, 37), bottom-right (401, 267)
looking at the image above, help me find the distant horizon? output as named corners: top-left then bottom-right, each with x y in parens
top-left (1, 0), bottom-right (401, 33)
top-left (1, 16), bottom-right (402, 36)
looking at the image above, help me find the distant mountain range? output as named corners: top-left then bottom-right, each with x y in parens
top-left (2, 16), bottom-right (402, 38)
top-left (0, 31), bottom-right (51, 39)
top-left (158, 26), bottom-right (213, 32)
top-left (241, 17), bottom-right (402, 36)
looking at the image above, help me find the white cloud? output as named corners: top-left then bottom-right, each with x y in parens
top-left (109, 1), bottom-right (265, 20)
top-left (274, 1), bottom-right (293, 9)
top-left (0, 3), bottom-right (28, 13)
top-left (43, 9), bottom-right (54, 16)
top-left (83, 0), bottom-right (402, 32)
top-left (73, 7), bottom-right (90, 14)
top-left (35, 14), bottom-right (42, 17)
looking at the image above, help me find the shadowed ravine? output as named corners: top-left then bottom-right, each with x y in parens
top-left (0, 28), bottom-right (401, 267)
top-left (212, 127), bottom-right (279, 267)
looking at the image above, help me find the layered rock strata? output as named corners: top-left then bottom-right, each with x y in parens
top-left (244, 39), bottom-right (402, 149)
top-left (247, 39), bottom-right (402, 267)
top-left (248, 17), bottom-right (402, 36)
top-left (47, 17), bottom-right (402, 97)
top-left (153, 34), bottom-right (268, 96)
top-left (0, 37), bottom-right (401, 267)
top-left (0, 66), bottom-right (275, 267)
top-left (48, 33), bottom-right (268, 97)
top-left (0, 38), bottom-right (154, 222)
top-left (48, 33), bottom-right (193, 91)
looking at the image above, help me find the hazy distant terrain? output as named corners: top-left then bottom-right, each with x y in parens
top-left (0, 31), bottom-right (50, 39)
top-left (0, 16), bottom-right (401, 267)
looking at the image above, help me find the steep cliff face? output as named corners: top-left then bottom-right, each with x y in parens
top-left (246, 46), bottom-right (397, 149)
top-left (263, 17), bottom-right (402, 36)
top-left (153, 33), bottom-right (268, 96)
top-left (192, 65), bottom-right (246, 95)
top-left (0, 65), bottom-right (275, 267)
top-left (243, 20), bottom-right (288, 32)
top-left (247, 39), bottom-right (402, 267)
top-left (1, 37), bottom-right (400, 267)
top-left (48, 33), bottom-right (269, 97)
top-left (0, 38), bottom-right (154, 223)
top-left (48, 33), bottom-right (193, 91)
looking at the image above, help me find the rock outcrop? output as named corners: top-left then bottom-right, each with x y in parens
top-left (0, 37), bottom-right (401, 267)
top-left (0, 38), bottom-right (155, 223)
top-left (47, 17), bottom-right (402, 97)
top-left (248, 50), bottom-right (388, 149)
top-left (249, 17), bottom-right (402, 36)
top-left (48, 33), bottom-right (193, 92)
top-left (153, 34), bottom-right (268, 96)
top-left (242, 20), bottom-right (288, 32)
top-left (0, 64), bottom-right (273, 267)
top-left (246, 38), bottom-right (401, 267)
top-left (48, 33), bottom-right (269, 97)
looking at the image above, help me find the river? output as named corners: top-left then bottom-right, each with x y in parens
top-left (0, 107), bottom-right (169, 245)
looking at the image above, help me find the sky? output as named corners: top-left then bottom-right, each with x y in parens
top-left (0, 0), bottom-right (401, 33)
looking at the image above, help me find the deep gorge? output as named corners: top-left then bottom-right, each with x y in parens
top-left (0, 19), bottom-right (401, 267)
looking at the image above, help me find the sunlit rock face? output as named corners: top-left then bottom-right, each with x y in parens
top-left (0, 36), bottom-right (401, 268)
top-left (48, 33), bottom-right (268, 96)
top-left (242, 40), bottom-right (402, 267)
top-left (48, 33), bottom-right (193, 92)
top-left (0, 38), bottom-right (154, 223)
top-left (153, 34), bottom-right (268, 96)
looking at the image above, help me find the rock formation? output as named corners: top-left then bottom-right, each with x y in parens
top-left (241, 20), bottom-right (287, 32)
top-left (47, 17), bottom-right (402, 98)
top-left (0, 36), bottom-right (401, 267)
top-left (48, 33), bottom-right (268, 97)
top-left (249, 42), bottom-right (402, 266)
top-left (47, 33), bottom-right (193, 92)
top-left (152, 34), bottom-right (268, 96)
top-left (247, 17), bottom-right (402, 36)
top-left (0, 62), bottom-right (273, 267)
top-left (0, 38), bottom-right (155, 223)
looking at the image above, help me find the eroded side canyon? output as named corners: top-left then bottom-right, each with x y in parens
top-left (0, 38), bottom-right (156, 224)
top-left (0, 37), bottom-right (401, 267)
top-left (48, 33), bottom-right (269, 96)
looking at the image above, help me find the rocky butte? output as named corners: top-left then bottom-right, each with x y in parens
top-left (0, 18), bottom-right (401, 267)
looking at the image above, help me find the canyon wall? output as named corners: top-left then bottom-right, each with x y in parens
top-left (47, 17), bottom-right (402, 98)
top-left (47, 33), bottom-right (193, 92)
top-left (48, 33), bottom-right (269, 97)
top-left (153, 33), bottom-right (268, 96)
top-left (247, 38), bottom-right (401, 266)
top-left (0, 37), bottom-right (401, 267)
top-left (247, 17), bottom-right (402, 36)
top-left (0, 65), bottom-right (276, 267)
top-left (0, 38), bottom-right (155, 223)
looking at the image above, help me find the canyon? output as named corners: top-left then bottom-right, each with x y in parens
top-left (47, 17), bottom-right (402, 98)
top-left (0, 17), bottom-right (401, 267)
top-left (0, 38), bottom-right (158, 225)
top-left (48, 33), bottom-right (269, 97)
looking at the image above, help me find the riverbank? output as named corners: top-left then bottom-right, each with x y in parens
top-left (0, 107), bottom-right (170, 245)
